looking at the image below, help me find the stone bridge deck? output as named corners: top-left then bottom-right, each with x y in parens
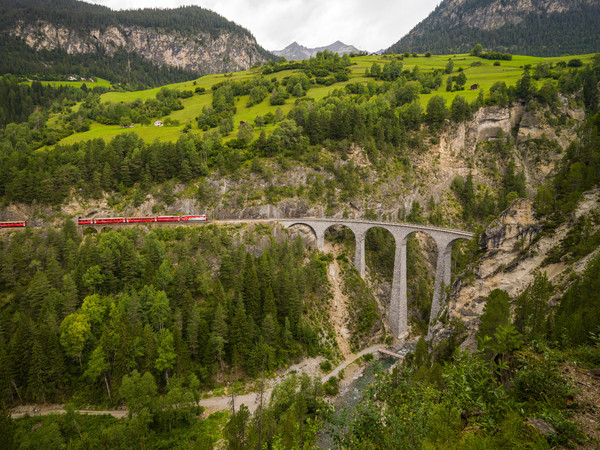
top-left (81, 217), bottom-right (474, 339)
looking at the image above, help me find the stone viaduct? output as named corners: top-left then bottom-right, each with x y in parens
top-left (80, 218), bottom-right (473, 338)
top-left (275, 219), bottom-right (473, 338)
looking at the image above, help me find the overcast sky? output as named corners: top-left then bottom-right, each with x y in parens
top-left (82, 0), bottom-right (441, 52)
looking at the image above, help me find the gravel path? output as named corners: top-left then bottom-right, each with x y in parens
top-left (10, 345), bottom-right (387, 419)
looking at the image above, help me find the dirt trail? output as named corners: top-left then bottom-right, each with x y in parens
top-left (9, 348), bottom-right (385, 419)
top-left (10, 406), bottom-right (128, 420)
top-left (322, 344), bottom-right (385, 382)
top-left (324, 241), bottom-right (353, 359)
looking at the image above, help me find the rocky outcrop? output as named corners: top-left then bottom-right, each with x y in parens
top-left (9, 20), bottom-right (269, 74)
top-left (479, 199), bottom-right (541, 252)
top-left (429, 189), bottom-right (600, 351)
top-left (467, 105), bottom-right (523, 141)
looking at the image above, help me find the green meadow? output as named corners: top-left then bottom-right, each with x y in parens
top-left (24, 77), bottom-right (112, 89)
top-left (51, 53), bottom-right (597, 146)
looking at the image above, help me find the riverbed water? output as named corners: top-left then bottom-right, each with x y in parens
top-left (318, 358), bottom-right (397, 448)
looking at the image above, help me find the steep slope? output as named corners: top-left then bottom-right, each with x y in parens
top-left (429, 190), bottom-right (600, 350)
top-left (0, 0), bottom-right (274, 86)
top-left (273, 41), bottom-right (362, 61)
top-left (388, 0), bottom-right (600, 56)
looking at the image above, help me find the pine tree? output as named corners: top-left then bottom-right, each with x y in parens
top-left (477, 289), bottom-right (510, 350)
top-left (26, 338), bottom-right (49, 403)
top-left (262, 314), bottom-right (279, 347)
top-left (187, 306), bottom-right (202, 358)
top-left (206, 302), bottom-right (228, 374)
top-left (61, 273), bottom-right (79, 318)
top-left (262, 287), bottom-right (277, 322)
top-left (219, 253), bottom-right (235, 290)
top-left (230, 295), bottom-right (251, 367)
top-left (515, 271), bottom-right (552, 339)
top-left (258, 250), bottom-right (273, 300)
top-left (8, 316), bottom-right (32, 395)
top-left (243, 254), bottom-right (261, 324)
top-left (27, 271), bottom-right (50, 317)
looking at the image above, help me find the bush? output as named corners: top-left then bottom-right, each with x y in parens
top-left (513, 352), bottom-right (573, 409)
top-left (323, 377), bottom-right (339, 396)
top-left (320, 360), bottom-right (333, 372)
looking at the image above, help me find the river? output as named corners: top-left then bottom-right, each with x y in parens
top-left (318, 357), bottom-right (397, 448)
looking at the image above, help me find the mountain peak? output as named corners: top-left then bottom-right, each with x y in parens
top-left (273, 41), bottom-right (362, 61)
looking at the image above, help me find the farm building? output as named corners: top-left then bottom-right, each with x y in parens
top-left (154, 120), bottom-right (163, 127)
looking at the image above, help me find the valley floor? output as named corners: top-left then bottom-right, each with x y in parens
top-left (10, 344), bottom-right (390, 420)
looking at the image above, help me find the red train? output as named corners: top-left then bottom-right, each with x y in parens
top-left (77, 215), bottom-right (207, 225)
top-left (0, 221), bottom-right (27, 228)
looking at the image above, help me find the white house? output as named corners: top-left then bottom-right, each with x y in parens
top-left (154, 120), bottom-right (163, 127)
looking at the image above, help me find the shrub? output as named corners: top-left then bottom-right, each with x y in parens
top-left (513, 352), bottom-right (573, 409)
top-left (320, 360), bottom-right (333, 372)
top-left (323, 377), bottom-right (339, 396)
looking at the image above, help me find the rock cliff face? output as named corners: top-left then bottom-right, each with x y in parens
top-left (9, 20), bottom-right (268, 74)
top-left (416, 0), bottom-right (597, 32)
top-left (429, 189), bottom-right (600, 350)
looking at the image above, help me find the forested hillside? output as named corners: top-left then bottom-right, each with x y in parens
top-left (388, 0), bottom-right (600, 56)
top-left (0, 0), bottom-right (274, 89)
top-left (0, 0), bottom-right (254, 36)
top-left (1, 46), bottom-right (600, 447)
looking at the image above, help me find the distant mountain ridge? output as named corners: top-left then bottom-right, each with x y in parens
top-left (388, 0), bottom-right (600, 56)
top-left (273, 41), bottom-right (363, 61)
top-left (0, 0), bottom-right (275, 87)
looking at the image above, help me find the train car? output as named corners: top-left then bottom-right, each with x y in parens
top-left (94, 218), bottom-right (126, 224)
top-left (156, 216), bottom-right (181, 222)
top-left (0, 221), bottom-right (27, 228)
top-left (126, 217), bottom-right (156, 223)
top-left (182, 215), bottom-right (207, 221)
top-left (78, 218), bottom-right (94, 225)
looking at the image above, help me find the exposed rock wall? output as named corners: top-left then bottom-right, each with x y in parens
top-left (426, 0), bottom-right (598, 32)
top-left (429, 190), bottom-right (600, 350)
top-left (389, 0), bottom-right (600, 56)
top-left (9, 20), bottom-right (268, 74)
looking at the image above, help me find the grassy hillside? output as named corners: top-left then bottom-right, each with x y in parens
top-left (47, 52), bottom-right (596, 147)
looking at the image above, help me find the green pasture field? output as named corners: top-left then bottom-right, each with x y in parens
top-left (51, 53), bottom-right (597, 146)
top-left (23, 77), bottom-right (112, 89)
top-left (58, 121), bottom-right (184, 145)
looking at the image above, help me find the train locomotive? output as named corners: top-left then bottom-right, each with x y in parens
top-left (0, 221), bottom-right (27, 228)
